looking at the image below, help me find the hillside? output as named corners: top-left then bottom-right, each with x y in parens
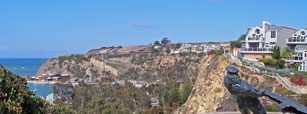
top-left (36, 45), bottom-right (294, 113)
top-left (36, 45), bottom-right (206, 83)
top-left (174, 55), bottom-right (285, 114)
top-left (37, 45), bottom-right (209, 113)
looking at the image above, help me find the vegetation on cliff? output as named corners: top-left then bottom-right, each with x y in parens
top-left (0, 65), bottom-right (75, 113)
top-left (47, 51), bottom-right (205, 113)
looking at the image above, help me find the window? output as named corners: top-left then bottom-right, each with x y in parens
top-left (271, 31), bottom-right (276, 38)
top-left (302, 31), bottom-right (306, 35)
top-left (255, 29), bottom-right (260, 34)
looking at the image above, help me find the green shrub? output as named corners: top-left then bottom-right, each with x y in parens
top-left (264, 103), bottom-right (279, 112)
top-left (298, 94), bottom-right (307, 106)
top-left (214, 49), bottom-right (224, 56)
top-left (264, 76), bottom-right (276, 83)
top-left (281, 90), bottom-right (297, 96)
top-left (294, 70), bottom-right (307, 75)
top-left (272, 46), bottom-right (281, 59)
top-left (0, 65), bottom-right (49, 113)
top-left (259, 58), bottom-right (285, 69)
top-left (102, 108), bottom-right (112, 114)
top-left (276, 60), bottom-right (285, 69)
top-left (230, 41), bottom-right (242, 48)
top-left (281, 51), bottom-right (290, 58)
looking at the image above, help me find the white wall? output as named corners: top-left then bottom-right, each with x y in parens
top-left (245, 26), bottom-right (265, 48)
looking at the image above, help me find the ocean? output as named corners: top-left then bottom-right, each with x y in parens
top-left (0, 58), bottom-right (53, 97)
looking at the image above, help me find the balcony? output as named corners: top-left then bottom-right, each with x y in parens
top-left (287, 38), bottom-right (307, 44)
top-left (247, 37), bottom-right (265, 42)
top-left (286, 56), bottom-right (303, 63)
top-left (240, 48), bottom-right (272, 53)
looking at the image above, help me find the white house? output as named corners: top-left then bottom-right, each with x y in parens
top-left (241, 21), bottom-right (297, 59)
top-left (286, 29), bottom-right (307, 71)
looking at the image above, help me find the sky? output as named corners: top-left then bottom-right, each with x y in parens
top-left (0, 0), bottom-right (307, 58)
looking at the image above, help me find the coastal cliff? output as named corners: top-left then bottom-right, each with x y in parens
top-left (36, 54), bottom-right (118, 81)
top-left (174, 55), bottom-right (282, 114)
top-left (35, 46), bottom-right (205, 82)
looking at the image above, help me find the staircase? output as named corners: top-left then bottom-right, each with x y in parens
top-left (224, 52), bottom-right (306, 94)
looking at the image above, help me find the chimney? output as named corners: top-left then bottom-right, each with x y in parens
top-left (262, 21), bottom-right (271, 30)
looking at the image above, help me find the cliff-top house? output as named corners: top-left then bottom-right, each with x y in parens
top-left (241, 21), bottom-right (297, 59)
top-left (240, 21), bottom-right (307, 71)
top-left (286, 28), bottom-right (307, 71)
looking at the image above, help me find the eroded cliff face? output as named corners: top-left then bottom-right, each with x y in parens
top-left (36, 52), bottom-right (205, 82)
top-left (36, 54), bottom-right (118, 81)
top-left (174, 55), bottom-right (276, 114)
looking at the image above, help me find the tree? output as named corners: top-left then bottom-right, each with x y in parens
top-left (295, 63), bottom-right (301, 70)
top-left (161, 37), bottom-right (171, 47)
top-left (180, 79), bottom-right (192, 105)
top-left (272, 46), bottom-right (281, 59)
top-left (176, 43), bottom-right (182, 49)
top-left (154, 40), bottom-right (160, 46)
top-left (0, 65), bottom-right (49, 113)
top-left (237, 34), bottom-right (246, 41)
top-left (230, 41), bottom-right (242, 48)
top-left (53, 83), bottom-right (73, 105)
top-left (166, 47), bottom-right (171, 53)
top-left (284, 46), bottom-right (290, 52)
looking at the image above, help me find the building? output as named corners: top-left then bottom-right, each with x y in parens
top-left (286, 28), bottom-right (307, 50)
top-left (241, 21), bottom-right (297, 59)
top-left (240, 21), bottom-right (307, 71)
top-left (151, 98), bottom-right (159, 106)
top-left (286, 29), bottom-right (307, 71)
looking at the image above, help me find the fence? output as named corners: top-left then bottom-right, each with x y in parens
top-left (236, 53), bottom-right (306, 94)
top-left (237, 53), bottom-right (289, 76)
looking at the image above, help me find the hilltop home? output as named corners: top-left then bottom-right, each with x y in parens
top-left (286, 29), bottom-right (307, 71)
top-left (240, 21), bottom-right (307, 72)
top-left (241, 21), bottom-right (297, 59)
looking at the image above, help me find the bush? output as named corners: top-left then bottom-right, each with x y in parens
top-left (259, 58), bottom-right (285, 69)
top-left (289, 73), bottom-right (307, 86)
top-left (263, 103), bottom-right (279, 112)
top-left (281, 90), bottom-right (297, 96)
top-left (213, 49), bottom-right (224, 56)
top-left (264, 76), bottom-right (276, 83)
top-left (295, 70), bottom-right (307, 75)
top-left (0, 65), bottom-right (49, 113)
top-left (230, 41), bottom-right (242, 48)
top-left (272, 46), bottom-right (281, 59)
top-left (276, 60), bottom-right (285, 69)
top-left (298, 94), bottom-right (307, 106)
top-left (207, 50), bottom-right (215, 56)
top-left (281, 51), bottom-right (290, 58)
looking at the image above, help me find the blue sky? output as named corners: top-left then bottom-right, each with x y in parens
top-left (0, 0), bottom-right (307, 58)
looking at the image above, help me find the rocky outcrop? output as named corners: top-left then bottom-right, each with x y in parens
top-left (174, 55), bottom-right (278, 114)
top-left (36, 54), bottom-right (118, 81)
top-left (36, 51), bottom-right (205, 82)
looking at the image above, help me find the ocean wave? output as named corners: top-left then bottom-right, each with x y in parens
top-left (12, 67), bottom-right (25, 69)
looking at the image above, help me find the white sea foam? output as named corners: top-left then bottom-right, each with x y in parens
top-left (12, 67), bottom-right (25, 69)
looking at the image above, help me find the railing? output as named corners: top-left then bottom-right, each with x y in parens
top-left (288, 39), bottom-right (306, 43)
top-left (247, 37), bottom-right (265, 41)
top-left (286, 56), bottom-right (303, 62)
top-left (248, 37), bottom-right (260, 40)
top-left (240, 48), bottom-right (272, 53)
top-left (236, 53), bottom-right (306, 94)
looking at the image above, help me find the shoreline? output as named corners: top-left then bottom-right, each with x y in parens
top-left (27, 80), bottom-right (57, 85)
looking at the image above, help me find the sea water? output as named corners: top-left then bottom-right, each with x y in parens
top-left (0, 58), bottom-right (53, 97)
